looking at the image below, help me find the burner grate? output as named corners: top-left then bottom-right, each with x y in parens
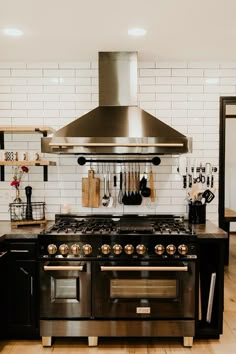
top-left (44, 215), bottom-right (194, 236)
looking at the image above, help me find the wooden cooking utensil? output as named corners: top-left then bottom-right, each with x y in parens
top-left (150, 170), bottom-right (155, 202)
top-left (82, 169), bottom-right (100, 208)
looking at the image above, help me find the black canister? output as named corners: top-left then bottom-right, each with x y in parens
top-left (188, 203), bottom-right (206, 224)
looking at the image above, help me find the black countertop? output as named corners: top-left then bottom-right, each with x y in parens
top-left (0, 220), bottom-right (227, 241)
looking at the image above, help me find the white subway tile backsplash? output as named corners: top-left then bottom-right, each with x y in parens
top-left (138, 62), bottom-right (156, 68)
top-left (188, 62), bottom-right (220, 69)
top-left (26, 63), bottom-right (58, 69)
top-left (28, 93), bottom-right (59, 101)
top-left (0, 63), bottom-right (26, 69)
top-left (138, 77), bottom-right (156, 85)
top-left (171, 117), bottom-right (188, 126)
top-left (43, 85), bottom-right (75, 94)
top-left (140, 69), bottom-right (171, 77)
top-left (0, 78), bottom-right (27, 85)
top-left (0, 93), bottom-right (27, 101)
top-left (138, 93), bottom-right (156, 101)
top-left (43, 69), bottom-right (75, 77)
top-left (0, 69), bottom-right (11, 77)
top-left (220, 69), bottom-right (236, 77)
top-left (12, 101), bottom-right (43, 109)
top-left (0, 102), bottom-right (11, 109)
top-left (0, 59), bottom-right (230, 222)
top-left (43, 110), bottom-right (60, 117)
top-left (12, 69), bottom-right (42, 77)
top-left (76, 85), bottom-right (98, 94)
top-left (0, 86), bottom-right (11, 93)
top-left (155, 109), bottom-right (172, 118)
top-left (156, 77), bottom-right (187, 85)
top-left (59, 62), bottom-right (90, 69)
top-left (156, 62), bottom-right (188, 69)
top-left (76, 69), bottom-right (98, 77)
top-left (172, 69), bottom-right (203, 77)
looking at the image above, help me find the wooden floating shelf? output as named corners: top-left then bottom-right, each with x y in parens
top-left (0, 160), bottom-right (56, 166)
top-left (0, 126), bottom-right (54, 133)
top-left (0, 126), bottom-right (55, 182)
top-left (11, 219), bottom-right (47, 228)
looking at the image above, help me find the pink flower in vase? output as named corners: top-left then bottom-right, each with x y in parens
top-left (10, 166), bottom-right (29, 191)
top-left (10, 166), bottom-right (29, 203)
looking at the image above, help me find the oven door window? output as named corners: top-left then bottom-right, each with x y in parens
top-left (52, 278), bottom-right (78, 302)
top-left (92, 261), bottom-right (196, 319)
top-left (110, 279), bottom-right (177, 299)
top-left (40, 261), bottom-right (91, 318)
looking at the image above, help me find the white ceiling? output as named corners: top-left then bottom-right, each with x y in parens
top-left (1, 0), bottom-right (236, 62)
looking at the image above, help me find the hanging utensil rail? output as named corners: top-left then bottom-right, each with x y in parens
top-left (77, 156), bottom-right (161, 166)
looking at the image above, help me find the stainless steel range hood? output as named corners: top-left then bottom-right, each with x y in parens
top-left (41, 52), bottom-right (192, 155)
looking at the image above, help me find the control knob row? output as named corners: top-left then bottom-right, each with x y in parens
top-left (155, 244), bottom-right (188, 255)
top-left (47, 243), bottom-right (92, 256)
top-left (48, 243), bottom-right (188, 256)
top-left (100, 244), bottom-right (147, 255)
top-left (100, 244), bottom-right (188, 256)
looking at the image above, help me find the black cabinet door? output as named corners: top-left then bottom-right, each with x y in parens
top-left (7, 258), bottom-right (39, 338)
top-left (196, 239), bottom-right (224, 339)
top-left (0, 251), bottom-right (7, 339)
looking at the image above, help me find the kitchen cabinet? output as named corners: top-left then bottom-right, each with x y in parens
top-left (196, 238), bottom-right (225, 338)
top-left (5, 240), bottom-right (39, 338)
top-left (0, 126), bottom-right (56, 182)
top-left (0, 246), bottom-right (7, 339)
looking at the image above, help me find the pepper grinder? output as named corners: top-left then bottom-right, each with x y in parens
top-left (25, 186), bottom-right (33, 220)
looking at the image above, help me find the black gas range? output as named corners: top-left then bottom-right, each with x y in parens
top-left (39, 213), bottom-right (197, 348)
top-left (38, 214), bottom-right (197, 260)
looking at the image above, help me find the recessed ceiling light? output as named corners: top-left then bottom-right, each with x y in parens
top-left (3, 28), bottom-right (23, 37)
top-left (128, 28), bottom-right (147, 37)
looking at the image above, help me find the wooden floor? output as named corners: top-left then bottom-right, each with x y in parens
top-left (1, 236), bottom-right (236, 354)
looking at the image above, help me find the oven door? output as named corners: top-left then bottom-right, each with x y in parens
top-left (40, 261), bottom-right (91, 318)
top-left (92, 260), bottom-right (196, 319)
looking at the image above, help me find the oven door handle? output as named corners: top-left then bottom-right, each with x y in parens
top-left (43, 265), bottom-right (84, 271)
top-left (100, 266), bottom-right (188, 272)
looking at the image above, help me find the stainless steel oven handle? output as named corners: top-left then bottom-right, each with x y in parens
top-left (10, 250), bottom-right (29, 253)
top-left (43, 265), bottom-right (84, 271)
top-left (100, 266), bottom-right (188, 272)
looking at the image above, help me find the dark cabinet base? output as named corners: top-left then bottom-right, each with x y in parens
top-left (195, 238), bottom-right (224, 338)
top-left (6, 240), bottom-right (39, 339)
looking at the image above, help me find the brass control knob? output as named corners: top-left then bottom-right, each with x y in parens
top-left (71, 244), bottom-right (80, 255)
top-left (166, 244), bottom-right (176, 255)
top-left (101, 244), bottom-right (111, 255)
top-left (113, 244), bottom-right (123, 255)
top-left (136, 244), bottom-right (146, 255)
top-left (178, 244), bottom-right (188, 255)
top-left (47, 244), bottom-right (57, 255)
top-left (59, 244), bottom-right (69, 255)
top-left (83, 244), bottom-right (92, 255)
top-left (124, 244), bottom-right (134, 255)
top-left (155, 244), bottom-right (165, 255)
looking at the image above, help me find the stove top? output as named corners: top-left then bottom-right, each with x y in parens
top-left (39, 214), bottom-right (197, 259)
top-left (44, 214), bottom-right (193, 236)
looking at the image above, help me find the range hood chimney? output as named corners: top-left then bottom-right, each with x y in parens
top-left (41, 52), bottom-right (192, 155)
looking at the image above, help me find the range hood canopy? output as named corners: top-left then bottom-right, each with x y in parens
top-left (41, 52), bottom-right (192, 155)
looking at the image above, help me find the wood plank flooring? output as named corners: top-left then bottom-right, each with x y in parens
top-left (1, 236), bottom-right (236, 354)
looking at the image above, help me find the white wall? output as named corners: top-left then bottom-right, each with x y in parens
top-left (1, 59), bottom-right (231, 222)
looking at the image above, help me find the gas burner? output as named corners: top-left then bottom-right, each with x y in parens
top-left (44, 215), bottom-right (194, 236)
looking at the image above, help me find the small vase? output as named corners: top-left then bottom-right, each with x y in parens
top-left (13, 188), bottom-right (22, 203)
top-left (13, 188), bottom-right (23, 220)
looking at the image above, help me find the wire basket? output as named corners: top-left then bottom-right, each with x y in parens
top-left (9, 202), bottom-right (46, 222)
